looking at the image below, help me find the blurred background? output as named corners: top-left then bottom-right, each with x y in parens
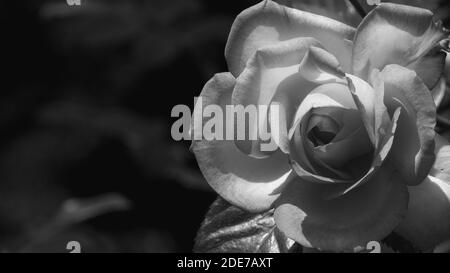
top-left (1, 0), bottom-right (449, 252)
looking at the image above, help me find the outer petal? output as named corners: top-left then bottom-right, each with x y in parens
top-left (430, 134), bottom-right (450, 181)
top-left (352, 3), bottom-right (448, 88)
top-left (274, 166), bottom-right (409, 252)
top-left (191, 73), bottom-right (292, 212)
top-left (225, 0), bottom-right (355, 77)
top-left (381, 65), bottom-right (436, 185)
top-left (395, 177), bottom-right (450, 251)
top-left (396, 134), bottom-right (450, 251)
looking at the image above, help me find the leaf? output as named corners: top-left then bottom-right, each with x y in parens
top-left (194, 197), bottom-right (298, 253)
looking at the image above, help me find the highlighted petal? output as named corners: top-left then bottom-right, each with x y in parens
top-left (381, 65), bottom-right (436, 185)
top-left (346, 73), bottom-right (390, 147)
top-left (192, 73), bottom-right (292, 212)
top-left (352, 3), bottom-right (448, 88)
top-left (232, 37), bottom-right (320, 158)
top-left (298, 46), bottom-right (345, 83)
top-left (274, 167), bottom-right (409, 252)
top-left (225, 0), bottom-right (355, 77)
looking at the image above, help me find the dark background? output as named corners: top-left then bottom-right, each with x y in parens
top-left (0, 0), bottom-right (449, 252)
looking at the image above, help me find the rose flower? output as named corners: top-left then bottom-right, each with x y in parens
top-left (191, 0), bottom-right (450, 252)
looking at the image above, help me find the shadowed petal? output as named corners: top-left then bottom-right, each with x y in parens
top-left (312, 127), bottom-right (372, 169)
top-left (274, 167), bottom-right (409, 252)
top-left (352, 3), bottom-right (448, 88)
top-left (331, 108), bottom-right (401, 196)
top-left (396, 176), bottom-right (450, 251)
top-left (396, 135), bottom-right (450, 250)
top-left (381, 65), bottom-right (436, 185)
top-left (430, 134), bottom-right (450, 182)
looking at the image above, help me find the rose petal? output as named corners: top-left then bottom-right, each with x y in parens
top-left (430, 76), bottom-right (446, 108)
top-left (268, 45), bottom-right (349, 155)
top-left (408, 46), bottom-right (447, 90)
top-left (395, 176), bottom-right (450, 251)
top-left (225, 0), bottom-right (355, 77)
top-left (430, 133), bottom-right (450, 182)
top-left (301, 108), bottom-right (367, 180)
top-left (352, 3), bottom-right (448, 88)
top-left (381, 64), bottom-right (436, 185)
top-left (298, 46), bottom-right (345, 83)
top-left (286, 80), bottom-right (383, 185)
top-left (346, 73), bottom-right (390, 147)
top-left (269, 74), bottom-right (319, 153)
top-left (343, 71), bottom-right (395, 193)
top-left (288, 90), bottom-right (355, 183)
top-left (332, 107), bottom-right (402, 196)
top-left (396, 134), bottom-right (450, 250)
top-left (232, 37), bottom-right (321, 158)
top-left (288, 73), bottom-right (400, 192)
top-left (312, 127), bottom-right (372, 169)
top-left (274, 166), bottom-right (409, 252)
top-left (268, 46), bottom-right (349, 155)
top-left (289, 82), bottom-right (357, 138)
top-left (289, 113), bottom-right (341, 183)
top-left (191, 73), bottom-right (292, 212)
top-left (293, 110), bottom-right (354, 182)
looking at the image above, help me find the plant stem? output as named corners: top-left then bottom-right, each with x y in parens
top-left (349, 0), bottom-right (367, 18)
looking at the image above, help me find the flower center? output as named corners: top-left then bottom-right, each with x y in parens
top-left (307, 115), bottom-right (340, 147)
